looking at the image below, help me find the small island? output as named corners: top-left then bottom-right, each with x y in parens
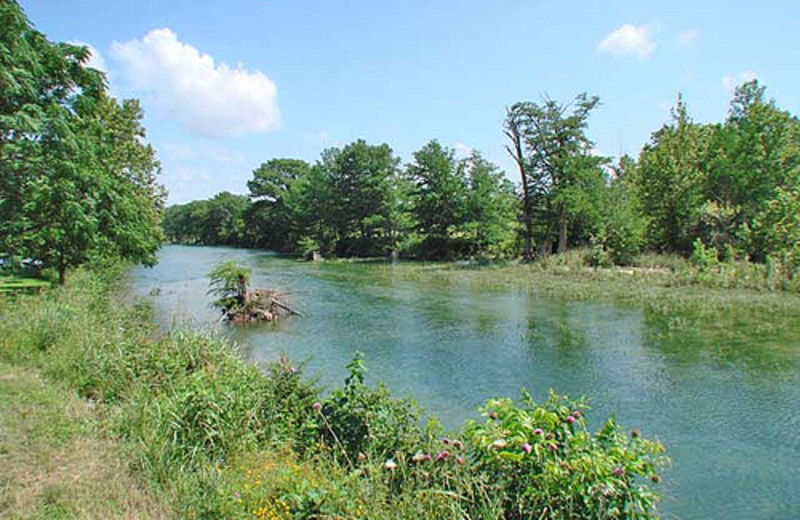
top-left (208, 261), bottom-right (302, 324)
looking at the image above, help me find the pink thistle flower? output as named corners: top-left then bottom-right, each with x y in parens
top-left (614, 466), bottom-right (625, 477)
top-left (456, 456), bottom-right (465, 464)
top-left (312, 402), bottom-right (322, 411)
top-left (522, 442), bottom-right (532, 454)
top-left (436, 451), bottom-right (450, 462)
top-left (572, 410), bottom-right (581, 418)
top-left (534, 428), bottom-right (544, 436)
top-left (566, 415), bottom-right (576, 424)
top-left (548, 442), bottom-right (558, 452)
top-left (233, 491), bottom-right (241, 499)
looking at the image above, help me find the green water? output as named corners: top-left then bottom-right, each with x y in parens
top-left (131, 245), bottom-right (800, 519)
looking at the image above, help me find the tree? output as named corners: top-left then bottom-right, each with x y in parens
top-left (0, 2), bottom-right (164, 283)
top-left (504, 94), bottom-right (606, 256)
top-left (635, 95), bottom-right (710, 254)
top-left (317, 140), bottom-right (400, 256)
top-left (461, 151), bottom-right (519, 257)
top-left (163, 192), bottom-right (250, 246)
top-left (599, 155), bottom-right (647, 265)
top-left (504, 106), bottom-right (535, 260)
top-left (708, 80), bottom-right (800, 260)
top-left (406, 140), bottom-right (467, 258)
top-left (246, 158), bottom-right (310, 251)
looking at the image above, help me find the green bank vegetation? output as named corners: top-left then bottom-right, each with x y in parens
top-left (1, 268), bottom-right (669, 519)
top-left (164, 89), bottom-right (800, 291)
top-left (0, 360), bottom-right (169, 518)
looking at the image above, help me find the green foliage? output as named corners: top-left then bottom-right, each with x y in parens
top-left (636, 95), bottom-right (709, 254)
top-left (689, 238), bottom-right (718, 273)
top-left (245, 159), bottom-right (311, 251)
top-left (0, 2), bottom-right (164, 284)
top-left (318, 352), bottom-right (425, 462)
top-left (207, 260), bottom-right (251, 311)
top-left (462, 151), bottom-right (520, 258)
top-left (464, 391), bottom-right (667, 519)
top-left (504, 93), bottom-right (608, 256)
top-left (164, 192), bottom-right (251, 246)
top-left (407, 140), bottom-right (468, 258)
top-left (636, 81), bottom-right (800, 269)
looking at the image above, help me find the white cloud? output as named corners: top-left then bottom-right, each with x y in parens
top-left (111, 28), bottom-right (279, 138)
top-left (722, 70), bottom-right (759, 91)
top-left (677, 29), bottom-right (699, 48)
top-left (597, 24), bottom-right (656, 60)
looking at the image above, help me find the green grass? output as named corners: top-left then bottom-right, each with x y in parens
top-left (0, 275), bottom-right (50, 294)
top-left (341, 249), bottom-right (800, 311)
top-left (0, 361), bottom-right (168, 519)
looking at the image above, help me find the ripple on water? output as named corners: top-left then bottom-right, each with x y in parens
top-left (130, 246), bottom-right (800, 520)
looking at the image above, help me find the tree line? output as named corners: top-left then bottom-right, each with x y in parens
top-left (0, 0), bottom-right (164, 284)
top-left (165, 142), bottom-right (519, 259)
top-left (166, 81), bottom-right (800, 269)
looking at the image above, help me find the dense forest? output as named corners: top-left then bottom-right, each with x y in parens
top-left (165, 85), bottom-right (800, 273)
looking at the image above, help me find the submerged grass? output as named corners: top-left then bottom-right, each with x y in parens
top-left (1, 265), bottom-right (669, 519)
top-left (342, 249), bottom-right (800, 313)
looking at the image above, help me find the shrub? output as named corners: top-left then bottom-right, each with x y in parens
top-left (317, 352), bottom-right (425, 463)
top-left (464, 390), bottom-right (667, 520)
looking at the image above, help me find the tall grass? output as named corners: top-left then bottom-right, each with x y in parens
top-left (0, 267), bottom-right (669, 519)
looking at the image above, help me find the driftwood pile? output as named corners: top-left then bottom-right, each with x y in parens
top-left (220, 288), bottom-right (303, 324)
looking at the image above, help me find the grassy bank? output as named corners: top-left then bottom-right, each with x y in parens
top-left (0, 361), bottom-right (168, 518)
top-left (1, 267), bottom-right (668, 519)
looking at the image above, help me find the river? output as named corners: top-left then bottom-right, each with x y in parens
top-left (130, 245), bottom-right (800, 519)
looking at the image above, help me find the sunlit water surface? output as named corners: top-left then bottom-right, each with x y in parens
top-left (130, 245), bottom-right (800, 519)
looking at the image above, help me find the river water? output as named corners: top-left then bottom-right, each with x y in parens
top-left (130, 245), bottom-right (800, 519)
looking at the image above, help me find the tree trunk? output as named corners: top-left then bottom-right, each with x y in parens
top-left (504, 117), bottom-right (534, 262)
top-left (557, 217), bottom-right (568, 254)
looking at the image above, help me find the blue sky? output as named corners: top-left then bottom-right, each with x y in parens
top-left (20, 0), bottom-right (800, 204)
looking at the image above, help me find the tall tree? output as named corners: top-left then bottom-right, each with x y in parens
top-left (246, 158), bottom-right (310, 250)
top-left (504, 105), bottom-right (535, 260)
top-left (505, 94), bottom-right (606, 255)
top-left (406, 140), bottom-right (467, 259)
top-left (0, 1), bottom-right (164, 283)
top-left (317, 140), bottom-right (400, 256)
top-left (461, 151), bottom-right (519, 257)
top-left (708, 80), bottom-right (800, 259)
top-left (636, 95), bottom-right (710, 254)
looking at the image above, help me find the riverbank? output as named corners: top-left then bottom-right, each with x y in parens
top-left (1, 266), bottom-right (668, 519)
top-left (0, 361), bottom-right (168, 518)
top-left (319, 248), bottom-right (800, 302)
